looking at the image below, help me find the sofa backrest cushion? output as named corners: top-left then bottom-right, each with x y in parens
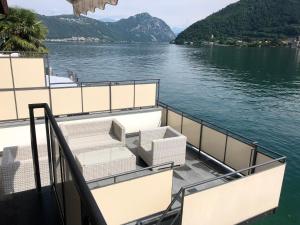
top-left (60, 119), bottom-right (114, 138)
top-left (2, 144), bottom-right (48, 165)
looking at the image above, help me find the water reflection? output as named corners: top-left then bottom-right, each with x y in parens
top-left (187, 46), bottom-right (300, 85)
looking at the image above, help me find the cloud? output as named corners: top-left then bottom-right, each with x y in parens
top-left (8, 0), bottom-right (238, 28)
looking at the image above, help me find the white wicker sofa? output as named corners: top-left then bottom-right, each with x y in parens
top-left (0, 144), bottom-right (49, 195)
top-left (138, 126), bottom-right (187, 167)
top-left (59, 119), bottom-right (126, 154)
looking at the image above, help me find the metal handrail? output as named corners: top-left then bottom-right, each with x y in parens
top-left (0, 51), bottom-right (48, 58)
top-left (87, 161), bottom-right (174, 185)
top-left (29, 103), bottom-right (107, 225)
top-left (159, 101), bottom-right (255, 145)
top-left (156, 188), bottom-right (184, 225)
top-left (48, 79), bottom-right (160, 87)
top-left (182, 156), bottom-right (286, 194)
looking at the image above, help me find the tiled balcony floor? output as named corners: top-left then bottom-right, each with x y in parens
top-left (126, 135), bottom-right (229, 194)
top-left (89, 135), bottom-right (233, 198)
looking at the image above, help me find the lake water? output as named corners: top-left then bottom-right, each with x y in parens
top-left (47, 42), bottom-right (300, 225)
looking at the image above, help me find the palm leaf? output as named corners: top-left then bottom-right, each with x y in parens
top-left (0, 7), bottom-right (48, 52)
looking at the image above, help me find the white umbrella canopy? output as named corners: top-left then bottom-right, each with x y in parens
top-left (67, 0), bottom-right (119, 15)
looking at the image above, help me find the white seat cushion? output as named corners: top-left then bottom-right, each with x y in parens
top-left (68, 133), bottom-right (122, 152)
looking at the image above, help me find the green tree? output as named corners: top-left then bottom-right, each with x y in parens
top-left (0, 8), bottom-right (48, 52)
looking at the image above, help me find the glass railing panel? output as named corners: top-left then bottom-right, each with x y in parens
top-left (0, 90), bottom-right (17, 120)
top-left (11, 57), bottom-right (46, 88)
top-left (15, 89), bottom-right (50, 119)
top-left (225, 137), bottom-right (254, 175)
top-left (254, 151), bottom-right (282, 173)
top-left (51, 87), bottom-right (82, 115)
top-left (63, 157), bottom-right (82, 225)
top-left (134, 83), bottom-right (157, 107)
top-left (201, 125), bottom-right (227, 162)
top-left (82, 86), bottom-right (110, 113)
top-left (0, 57), bottom-right (13, 89)
top-left (90, 169), bottom-right (173, 225)
top-left (111, 84), bottom-right (134, 110)
top-left (0, 79), bottom-right (159, 122)
top-left (180, 163), bottom-right (286, 225)
top-left (182, 116), bottom-right (201, 148)
top-left (51, 132), bottom-right (65, 218)
top-left (167, 109), bottom-right (182, 132)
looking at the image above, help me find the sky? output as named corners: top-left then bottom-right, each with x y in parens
top-left (8, 0), bottom-right (238, 28)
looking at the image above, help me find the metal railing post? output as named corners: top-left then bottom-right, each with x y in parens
top-left (9, 54), bottom-right (19, 119)
top-left (58, 148), bottom-right (67, 223)
top-left (109, 81), bottom-right (112, 112)
top-left (45, 113), bottom-right (54, 186)
top-left (199, 122), bottom-right (203, 153)
top-left (223, 132), bottom-right (229, 163)
top-left (166, 105), bottom-right (169, 125)
top-left (156, 80), bottom-right (160, 107)
top-left (179, 189), bottom-right (185, 225)
top-left (251, 143), bottom-right (258, 174)
top-left (29, 106), bottom-right (42, 192)
top-left (133, 80), bottom-right (136, 108)
top-left (180, 112), bottom-right (184, 133)
top-left (81, 82), bottom-right (84, 113)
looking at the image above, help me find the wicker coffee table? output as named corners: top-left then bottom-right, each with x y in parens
top-left (75, 147), bottom-right (136, 181)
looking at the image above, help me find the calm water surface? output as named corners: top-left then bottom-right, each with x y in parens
top-left (47, 42), bottom-right (300, 225)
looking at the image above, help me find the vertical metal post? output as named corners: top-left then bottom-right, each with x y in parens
top-left (59, 148), bottom-right (66, 223)
top-left (29, 106), bottom-right (42, 192)
top-left (179, 189), bottom-right (185, 225)
top-left (180, 112), bottom-right (184, 134)
top-left (156, 80), bottom-right (160, 107)
top-left (46, 54), bottom-right (53, 112)
top-left (109, 81), bottom-right (112, 112)
top-left (45, 112), bottom-right (54, 186)
top-left (80, 82), bottom-right (84, 113)
top-left (166, 105), bottom-right (169, 126)
top-left (251, 143), bottom-right (258, 174)
top-left (223, 133), bottom-right (229, 163)
top-left (49, 125), bottom-right (57, 186)
top-left (43, 54), bottom-right (49, 87)
top-left (133, 80), bottom-right (136, 108)
top-left (9, 54), bottom-right (19, 119)
top-left (199, 122), bottom-right (203, 153)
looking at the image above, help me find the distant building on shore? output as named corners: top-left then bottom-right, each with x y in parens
top-left (286, 36), bottom-right (300, 48)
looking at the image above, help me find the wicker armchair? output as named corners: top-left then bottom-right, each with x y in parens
top-left (138, 126), bottom-right (187, 166)
top-left (59, 119), bottom-right (126, 154)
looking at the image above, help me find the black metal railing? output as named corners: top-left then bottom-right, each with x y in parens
top-left (159, 102), bottom-right (285, 175)
top-left (87, 161), bottom-right (174, 189)
top-left (157, 155), bottom-right (286, 225)
top-left (29, 103), bottom-right (107, 225)
top-left (0, 79), bottom-right (160, 122)
top-left (50, 79), bottom-right (160, 114)
top-left (141, 101), bottom-right (287, 225)
top-left (0, 51), bottom-right (48, 58)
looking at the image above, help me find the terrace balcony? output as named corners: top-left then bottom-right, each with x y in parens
top-left (0, 52), bottom-right (286, 225)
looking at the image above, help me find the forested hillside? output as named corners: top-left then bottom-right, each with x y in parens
top-left (175, 0), bottom-right (300, 45)
top-left (38, 13), bottom-right (175, 42)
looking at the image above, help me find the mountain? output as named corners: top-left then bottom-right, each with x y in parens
top-left (175, 0), bottom-right (300, 44)
top-left (38, 13), bottom-right (175, 42)
top-left (172, 27), bottom-right (185, 35)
